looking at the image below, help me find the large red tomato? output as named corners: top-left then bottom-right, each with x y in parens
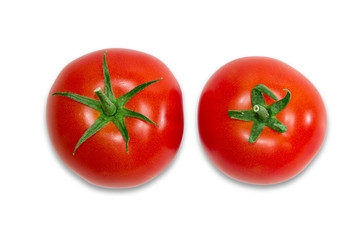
top-left (198, 57), bottom-right (327, 185)
top-left (47, 49), bottom-right (183, 188)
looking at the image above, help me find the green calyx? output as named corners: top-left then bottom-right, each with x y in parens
top-left (53, 51), bottom-right (161, 155)
top-left (228, 84), bottom-right (291, 143)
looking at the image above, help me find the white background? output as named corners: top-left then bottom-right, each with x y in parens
top-left (1, 1), bottom-right (359, 239)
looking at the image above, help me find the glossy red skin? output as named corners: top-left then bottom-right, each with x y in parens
top-left (198, 57), bottom-right (327, 185)
top-left (47, 49), bottom-right (184, 188)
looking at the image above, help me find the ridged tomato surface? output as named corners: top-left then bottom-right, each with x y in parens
top-left (47, 49), bottom-right (183, 188)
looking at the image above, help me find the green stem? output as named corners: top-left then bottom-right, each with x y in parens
top-left (53, 51), bottom-right (160, 155)
top-left (94, 88), bottom-right (117, 116)
top-left (253, 104), bottom-right (269, 121)
top-left (228, 84), bottom-right (291, 143)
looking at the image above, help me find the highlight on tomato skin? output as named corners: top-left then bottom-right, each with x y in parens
top-left (198, 56), bottom-right (327, 185)
top-left (47, 48), bottom-right (184, 188)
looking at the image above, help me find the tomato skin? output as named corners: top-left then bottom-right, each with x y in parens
top-left (47, 49), bottom-right (183, 188)
top-left (198, 57), bottom-right (327, 185)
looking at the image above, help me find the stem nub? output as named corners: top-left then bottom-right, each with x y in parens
top-left (253, 104), bottom-right (269, 121)
top-left (94, 88), bottom-right (117, 116)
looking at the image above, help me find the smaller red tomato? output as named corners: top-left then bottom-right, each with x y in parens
top-left (198, 57), bottom-right (327, 185)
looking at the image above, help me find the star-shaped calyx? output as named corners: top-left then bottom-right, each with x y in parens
top-left (228, 84), bottom-right (291, 143)
top-left (53, 52), bottom-right (160, 155)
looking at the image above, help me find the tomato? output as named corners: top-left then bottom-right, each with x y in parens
top-left (198, 57), bottom-right (327, 185)
top-left (47, 49), bottom-right (184, 188)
